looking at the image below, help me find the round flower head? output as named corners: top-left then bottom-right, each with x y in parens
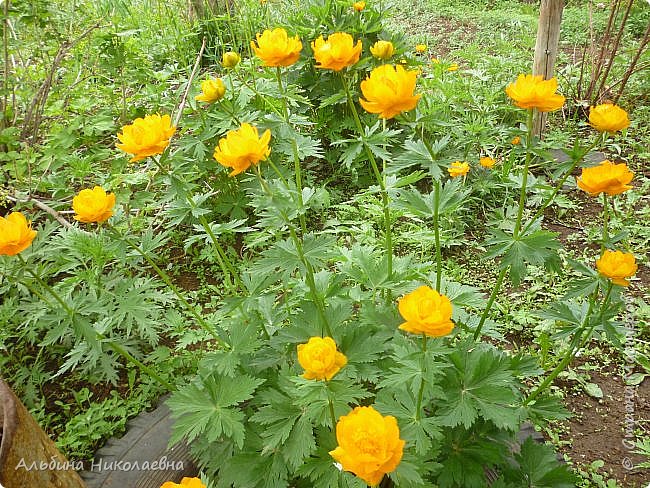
top-left (222, 51), bottom-right (241, 68)
top-left (576, 160), bottom-right (634, 197)
top-left (370, 40), bottom-right (394, 60)
top-left (213, 123), bottom-right (271, 176)
top-left (505, 74), bottom-right (565, 112)
top-left (297, 336), bottom-right (347, 381)
top-left (596, 250), bottom-right (637, 287)
top-left (359, 64), bottom-right (421, 119)
top-left (329, 406), bottom-right (405, 486)
top-left (116, 114), bottom-right (176, 163)
top-left (195, 78), bottom-right (226, 104)
top-left (589, 103), bottom-right (630, 133)
top-left (353, 1), bottom-right (365, 11)
top-left (161, 477), bottom-right (206, 488)
top-left (72, 186), bottom-right (116, 224)
top-left (511, 136), bottom-right (521, 145)
top-left (415, 44), bottom-right (427, 53)
top-left (398, 285), bottom-right (455, 337)
top-left (480, 156), bottom-right (496, 168)
top-left (330, 407), bottom-right (405, 486)
top-left (0, 212), bottom-right (37, 256)
top-left (312, 32), bottom-right (362, 71)
top-left (447, 161), bottom-right (470, 178)
top-left (251, 28), bottom-right (302, 67)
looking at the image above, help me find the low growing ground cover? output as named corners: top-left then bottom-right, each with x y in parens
top-left (1, 0), bottom-right (649, 487)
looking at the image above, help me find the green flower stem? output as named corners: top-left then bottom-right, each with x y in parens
top-left (472, 267), bottom-right (508, 341)
top-left (340, 72), bottom-right (393, 280)
top-left (218, 98), bottom-right (242, 126)
top-left (235, 71), bottom-right (284, 118)
top-left (415, 334), bottom-right (427, 421)
top-left (254, 166), bottom-right (333, 337)
top-left (14, 255), bottom-right (175, 391)
top-left (106, 225), bottom-right (228, 349)
top-left (513, 109), bottom-right (535, 239)
top-left (602, 193), bottom-right (609, 251)
top-left (196, 214), bottom-right (243, 292)
top-left (420, 135), bottom-right (444, 291)
top-left (326, 382), bottom-right (338, 431)
top-left (474, 110), bottom-right (534, 341)
top-left (433, 178), bottom-right (442, 291)
top-left (276, 66), bottom-right (308, 236)
top-left (520, 133), bottom-right (605, 236)
top-left (525, 288), bottom-right (609, 405)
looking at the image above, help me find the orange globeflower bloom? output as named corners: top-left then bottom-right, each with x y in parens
top-left (0, 212), bottom-right (37, 256)
top-left (447, 161), bottom-right (470, 178)
top-left (576, 160), bottom-right (634, 197)
top-left (353, 1), bottom-right (365, 11)
top-left (116, 114), bottom-right (176, 163)
top-left (511, 136), bottom-right (521, 145)
top-left (398, 285), bottom-right (455, 337)
top-left (213, 123), bottom-right (271, 176)
top-left (589, 103), bottom-right (630, 133)
top-left (297, 337), bottom-right (347, 381)
top-left (251, 28), bottom-right (302, 67)
top-left (359, 64), bottom-right (420, 119)
top-left (72, 186), bottom-right (116, 224)
top-left (480, 156), bottom-right (496, 168)
top-left (505, 74), bottom-right (565, 112)
top-left (161, 477), bottom-right (206, 488)
top-left (329, 406), bottom-right (404, 486)
top-left (596, 250), bottom-right (637, 287)
top-left (312, 32), bottom-right (362, 71)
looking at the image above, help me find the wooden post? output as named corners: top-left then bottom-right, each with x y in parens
top-left (532, 0), bottom-right (565, 138)
top-left (0, 380), bottom-right (87, 488)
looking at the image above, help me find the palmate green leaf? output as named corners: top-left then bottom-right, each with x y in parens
top-left (216, 450), bottom-right (289, 488)
top-left (436, 342), bottom-right (523, 431)
top-left (296, 444), bottom-right (367, 488)
top-left (167, 374), bottom-right (264, 447)
top-left (437, 421), bottom-right (511, 488)
top-left (485, 228), bottom-right (561, 286)
top-left (251, 233), bottom-right (338, 281)
top-left (504, 437), bottom-right (576, 487)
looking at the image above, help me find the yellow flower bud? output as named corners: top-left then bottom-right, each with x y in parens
top-left (195, 77), bottom-right (226, 104)
top-left (369, 40), bottom-right (394, 60)
top-left (222, 51), bottom-right (241, 68)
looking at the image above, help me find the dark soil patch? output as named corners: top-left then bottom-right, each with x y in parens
top-left (558, 366), bottom-right (650, 486)
top-left (426, 17), bottom-right (479, 57)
